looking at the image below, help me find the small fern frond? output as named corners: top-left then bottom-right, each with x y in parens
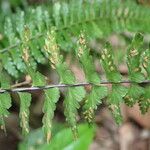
top-left (125, 33), bottom-right (145, 107)
top-left (101, 42), bottom-right (127, 124)
top-left (18, 92), bottom-right (31, 136)
top-left (44, 28), bottom-right (86, 139)
top-left (139, 47), bottom-right (150, 114)
top-left (76, 32), bottom-right (107, 123)
top-left (42, 88), bottom-right (60, 143)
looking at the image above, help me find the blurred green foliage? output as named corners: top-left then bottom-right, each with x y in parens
top-left (19, 123), bottom-right (95, 150)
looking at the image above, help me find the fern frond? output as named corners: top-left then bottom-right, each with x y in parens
top-left (20, 26), bottom-right (60, 142)
top-left (76, 32), bottom-right (107, 123)
top-left (0, 0), bottom-right (150, 138)
top-left (138, 87), bottom-right (150, 114)
top-left (42, 88), bottom-right (60, 143)
top-left (44, 28), bottom-right (86, 139)
top-left (124, 33), bottom-right (145, 106)
top-left (139, 47), bottom-right (150, 114)
top-left (1, 0), bottom-right (150, 77)
top-left (101, 42), bottom-right (127, 124)
top-left (18, 92), bottom-right (31, 136)
top-left (4, 17), bottom-right (26, 74)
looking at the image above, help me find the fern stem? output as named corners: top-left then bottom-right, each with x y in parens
top-left (0, 80), bottom-right (150, 93)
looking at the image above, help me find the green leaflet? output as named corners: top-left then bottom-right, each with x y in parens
top-left (124, 84), bottom-right (144, 107)
top-left (84, 86), bottom-right (108, 110)
top-left (76, 33), bottom-right (107, 123)
top-left (101, 42), bottom-right (122, 82)
top-left (108, 85), bottom-right (127, 124)
top-left (0, 53), bottom-right (19, 78)
top-left (64, 87), bottom-right (85, 139)
top-left (56, 62), bottom-right (86, 138)
top-left (4, 17), bottom-right (15, 42)
top-left (18, 92), bottom-right (32, 136)
top-left (0, 72), bottom-right (11, 132)
top-left (30, 70), bottom-right (46, 87)
top-left (101, 42), bottom-right (127, 124)
top-left (21, 26), bottom-right (37, 71)
top-left (10, 48), bottom-right (26, 73)
top-left (127, 32), bottom-right (144, 82)
top-left (142, 48), bottom-right (150, 78)
top-left (56, 62), bottom-right (75, 84)
top-left (108, 85), bottom-right (128, 104)
top-left (138, 86), bottom-right (150, 114)
top-left (35, 7), bottom-right (46, 32)
top-left (125, 33), bottom-right (145, 106)
top-left (83, 86), bottom-right (107, 123)
top-left (0, 93), bottom-right (11, 132)
top-left (53, 2), bottom-right (61, 27)
top-left (139, 48), bottom-right (150, 114)
top-left (4, 17), bottom-right (26, 74)
top-left (15, 10), bottom-right (25, 38)
top-left (42, 88), bottom-right (60, 143)
top-left (29, 40), bottom-right (46, 64)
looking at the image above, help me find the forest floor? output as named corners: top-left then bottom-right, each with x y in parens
top-left (90, 106), bottom-right (150, 150)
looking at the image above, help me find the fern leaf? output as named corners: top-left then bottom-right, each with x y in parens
top-left (56, 62), bottom-right (86, 138)
top-left (29, 40), bottom-right (46, 64)
top-left (4, 17), bottom-right (26, 73)
top-left (138, 86), bottom-right (150, 114)
top-left (0, 73), bottom-right (11, 132)
top-left (0, 94), bottom-right (11, 132)
top-left (127, 33), bottom-right (144, 82)
top-left (15, 10), bottom-right (25, 38)
top-left (53, 2), bottom-right (61, 27)
top-left (108, 85), bottom-right (127, 124)
top-left (4, 17), bottom-right (15, 42)
top-left (10, 47), bottom-right (26, 73)
top-left (18, 92), bottom-right (31, 136)
top-left (124, 84), bottom-right (144, 107)
top-left (0, 53), bottom-right (19, 78)
top-left (125, 33), bottom-right (145, 106)
top-left (35, 7), bottom-right (45, 32)
top-left (63, 84), bottom-right (85, 136)
top-left (142, 48), bottom-right (150, 77)
top-left (83, 86), bottom-right (107, 123)
top-left (101, 42), bottom-right (127, 124)
top-left (44, 28), bottom-right (86, 138)
top-left (101, 42), bottom-right (122, 82)
top-left (139, 47), bottom-right (150, 114)
top-left (21, 26), bottom-right (37, 71)
top-left (42, 88), bottom-right (60, 143)
top-left (76, 32), bottom-right (107, 123)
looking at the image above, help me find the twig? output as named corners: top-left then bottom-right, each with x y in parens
top-left (11, 80), bottom-right (31, 88)
top-left (0, 80), bottom-right (150, 93)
